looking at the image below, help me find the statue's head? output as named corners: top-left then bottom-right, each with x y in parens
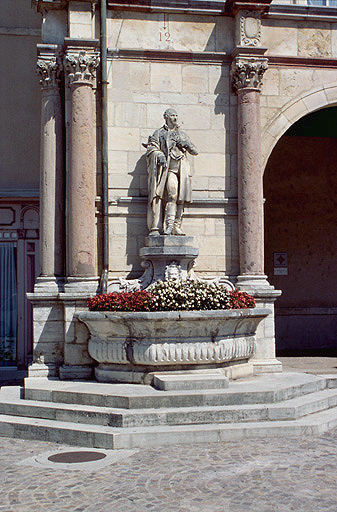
top-left (164, 108), bottom-right (178, 129)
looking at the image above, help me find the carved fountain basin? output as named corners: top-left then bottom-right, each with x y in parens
top-left (76, 308), bottom-right (270, 384)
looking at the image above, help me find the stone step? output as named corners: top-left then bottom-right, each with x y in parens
top-left (1, 388), bottom-right (337, 428)
top-left (1, 406), bottom-right (337, 449)
top-left (152, 371), bottom-right (230, 391)
top-left (323, 375), bottom-right (337, 388)
top-left (23, 373), bottom-right (327, 410)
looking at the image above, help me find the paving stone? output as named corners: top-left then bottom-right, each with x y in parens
top-left (0, 428), bottom-right (337, 511)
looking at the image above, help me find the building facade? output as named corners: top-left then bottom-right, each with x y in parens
top-left (2, 0), bottom-right (337, 382)
top-left (0, 1), bottom-right (41, 382)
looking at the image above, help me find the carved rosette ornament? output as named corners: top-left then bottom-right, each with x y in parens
top-left (231, 57), bottom-right (268, 92)
top-left (64, 50), bottom-right (99, 85)
top-left (36, 57), bottom-right (60, 89)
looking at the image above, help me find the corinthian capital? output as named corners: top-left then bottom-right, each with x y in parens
top-left (64, 50), bottom-right (99, 85)
top-left (231, 57), bottom-right (268, 92)
top-left (37, 56), bottom-right (60, 88)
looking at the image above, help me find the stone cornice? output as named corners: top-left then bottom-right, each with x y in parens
top-left (33, 0), bottom-right (337, 20)
top-left (108, 47), bottom-right (231, 64)
top-left (106, 47), bottom-right (337, 70)
top-left (0, 27), bottom-right (40, 37)
top-left (266, 4), bottom-right (337, 21)
top-left (106, 47), bottom-right (337, 69)
top-left (36, 0), bottom-right (227, 14)
top-left (268, 55), bottom-right (337, 69)
top-left (34, 0), bottom-right (94, 12)
top-left (226, 0), bottom-right (272, 15)
top-left (108, 0), bottom-right (227, 15)
top-left (64, 38), bottom-right (99, 50)
top-left (231, 55), bottom-right (268, 91)
top-left (34, 0), bottom-right (67, 12)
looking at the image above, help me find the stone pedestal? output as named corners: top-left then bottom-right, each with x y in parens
top-left (140, 235), bottom-right (199, 285)
top-left (110, 235), bottom-right (199, 292)
top-left (26, 293), bottom-right (64, 378)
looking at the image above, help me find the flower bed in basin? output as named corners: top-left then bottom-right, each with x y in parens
top-left (76, 281), bottom-right (270, 384)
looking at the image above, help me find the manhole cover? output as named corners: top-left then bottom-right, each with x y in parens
top-left (48, 451), bottom-right (107, 464)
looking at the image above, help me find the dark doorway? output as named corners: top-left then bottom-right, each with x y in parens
top-left (0, 201), bottom-right (39, 383)
top-left (264, 107), bottom-right (337, 356)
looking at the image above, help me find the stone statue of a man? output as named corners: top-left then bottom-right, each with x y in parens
top-left (143, 108), bottom-right (198, 236)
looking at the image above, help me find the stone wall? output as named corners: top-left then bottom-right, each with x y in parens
top-left (107, 12), bottom-right (234, 52)
top-left (0, 0), bottom-right (41, 196)
top-left (106, 11), bottom-right (238, 279)
top-left (104, 10), bottom-right (337, 281)
top-left (260, 17), bottom-right (337, 166)
top-left (263, 19), bottom-right (337, 58)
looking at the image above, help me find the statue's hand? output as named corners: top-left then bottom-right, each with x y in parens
top-left (177, 132), bottom-right (198, 155)
top-left (188, 146), bottom-right (198, 156)
top-left (157, 153), bottom-right (167, 166)
top-left (184, 141), bottom-right (198, 155)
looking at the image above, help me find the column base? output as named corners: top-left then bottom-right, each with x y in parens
top-left (64, 276), bottom-right (99, 294)
top-left (235, 275), bottom-right (282, 376)
top-left (27, 362), bottom-right (58, 378)
top-left (236, 274), bottom-right (272, 293)
top-left (252, 359), bottom-right (283, 375)
top-left (34, 276), bottom-right (65, 293)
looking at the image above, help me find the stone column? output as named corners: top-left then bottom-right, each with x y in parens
top-left (231, 54), bottom-right (282, 375)
top-left (27, 45), bottom-right (65, 378)
top-left (64, 43), bottom-right (99, 291)
top-left (35, 45), bottom-right (64, 291)
top-left (232, 55), bottom-right (269, 292)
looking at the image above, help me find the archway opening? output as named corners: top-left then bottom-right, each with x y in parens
top-left (264, 106), bottom-right (337, 356)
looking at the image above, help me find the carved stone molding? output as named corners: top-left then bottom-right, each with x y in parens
top-left (231, 56), bottom-right (268, 92)
top-left (36, 56), bottom-right (60, 89)
top-left (238, 10), bottom-right (261, 47)
top-left (64, 50), bottom-right (99, 85)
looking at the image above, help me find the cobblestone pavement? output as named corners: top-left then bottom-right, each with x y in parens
top-left (1, 428), bottom-right (337, 512)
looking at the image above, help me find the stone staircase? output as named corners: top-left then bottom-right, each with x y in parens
top-left (1, 373), bottom-right (337, 449)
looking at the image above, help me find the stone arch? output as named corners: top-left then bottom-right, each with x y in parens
top-left (262, 82), bottom-right (337, 171)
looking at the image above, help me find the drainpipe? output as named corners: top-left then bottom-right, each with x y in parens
top-left (100, 0), bottom-right (109, 293)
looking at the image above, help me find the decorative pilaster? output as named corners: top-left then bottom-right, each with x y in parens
top-left (64, 40), bottom-right (99, 290)
top-left (35, 44), bottom-right (64, 291)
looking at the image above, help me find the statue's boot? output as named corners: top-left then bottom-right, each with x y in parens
top-left (172, 204), bottom-right (185, 235)
top-left (172, 219), bottom-right (185, 236)
top-left (163, 202), bottom-right (176, 235)
top-left (149, 228), bottom-right (160, 236)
